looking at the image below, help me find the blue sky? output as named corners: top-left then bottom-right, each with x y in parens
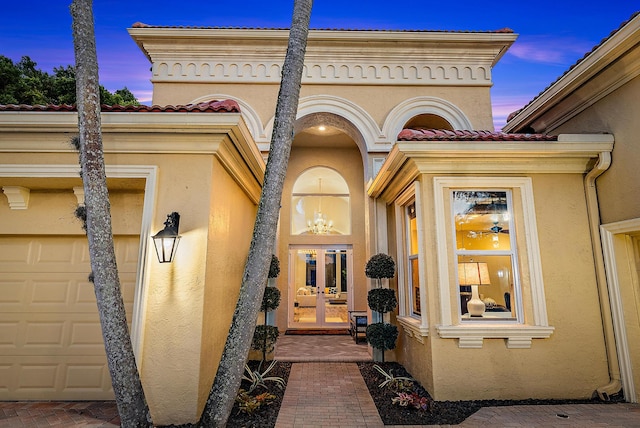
top-left (1, 1), bottom-right (638, 130)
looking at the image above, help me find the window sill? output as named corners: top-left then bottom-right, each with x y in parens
top-left (436, 324), bottom-right (554, 349)
top-left (397, 316), bottom-right (429, 343)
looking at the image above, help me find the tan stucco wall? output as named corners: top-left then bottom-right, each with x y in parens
top-left (198, 155), bottom-right (257, 412)
top-left (0, 187), bottom-right (143, 236)
top-left (394, 173), bottom-right (610, 401)
top-left (553, 76), bottom-right (640, 225)
top-left (152, 82), bottom-right (494, 132)
top-left (0, 116), bottom-right (262, 424)
top-left (274, 143), bottom-right (368, 330)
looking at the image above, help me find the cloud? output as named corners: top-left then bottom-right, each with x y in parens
top-left (507, 35), bottom-right (593, 65)
top-left (491, 95), bottom-right (539, 131)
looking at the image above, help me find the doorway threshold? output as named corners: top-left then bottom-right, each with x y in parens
top-left (285, 329), bottom-right (349, 335)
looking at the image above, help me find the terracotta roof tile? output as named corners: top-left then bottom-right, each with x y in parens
top-left (397, 129), bottom-right (558, 142)
top-left (0, 100), bottom-right (241, 113)
top-left (131, 22), bottom-right (513, 34)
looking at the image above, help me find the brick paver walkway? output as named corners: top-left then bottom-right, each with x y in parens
top-left (0, 401), bottom-right (119, 427)
top-left (275, 362), bottom-right (383, 428)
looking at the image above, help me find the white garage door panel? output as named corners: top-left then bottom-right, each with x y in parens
top-left (0, 236), bottom-right (138, 400)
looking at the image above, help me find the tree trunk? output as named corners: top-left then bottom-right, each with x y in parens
top-left (70, 1), bottom-right (152, 426)
top-left (199, 1), bottom-right (313, 426)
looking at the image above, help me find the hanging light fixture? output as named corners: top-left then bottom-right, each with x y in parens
top-left (152, 212), bottom-right (181, 263)
top-left (307, 178), bottom-right (333, 234)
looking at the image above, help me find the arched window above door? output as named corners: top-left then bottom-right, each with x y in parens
top-left (291, 167), bottom-right (351, 235)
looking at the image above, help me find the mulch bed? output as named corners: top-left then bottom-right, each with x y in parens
top-left (357, 361), bottom-right (624, 426)
top-left (164, 360), bottom-right (623, 427)
top-left (226, 360), bottom-right (292, 428)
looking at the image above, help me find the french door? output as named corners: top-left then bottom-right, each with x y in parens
top-left (289, 246), bottom-right (352, 328)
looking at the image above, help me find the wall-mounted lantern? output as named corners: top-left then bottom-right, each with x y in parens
top-left (152, 212), bottom-right (181, 263)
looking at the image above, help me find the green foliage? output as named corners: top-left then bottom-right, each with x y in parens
top-left (241, 360), bottom-right (286, 393)
top-left (367, 288), bottom-right (398, 314)
top-left (365, 253), bottom-right (396, 284)
top-left (268, 254), bottom-right (281, 278)
top-left (261, 286), bottom-right (281, 312)
top-left (235, 389), bottom-right (276, 414)
top-left (372, 364), bottom-right (414, 390)
top-left (0, 55), bottom-right (139, 106)
top-left (366, 322), bottom-right (398, 353)
top-left (251, 325), bottom-right (280, 354)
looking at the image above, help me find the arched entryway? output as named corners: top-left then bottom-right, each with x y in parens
top-left (275, 112), bottom-right (368, 333)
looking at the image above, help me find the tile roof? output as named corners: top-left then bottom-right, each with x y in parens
top-left (397, 129), bottom-right (558, 141)
top-left (131, 21), bottom-right (514, 34)
top-left (0, 100), bottom-right (241, 113)
top-left (506, 11), bottom-right (640, 123)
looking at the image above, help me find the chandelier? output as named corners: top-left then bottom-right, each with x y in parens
top-left (307, 178), bottom-right (333, 234)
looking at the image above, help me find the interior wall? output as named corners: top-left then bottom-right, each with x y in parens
top-left (275, 144), bottom-right (366, 331)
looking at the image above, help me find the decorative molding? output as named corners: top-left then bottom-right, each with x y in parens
top-left (2, 186), bottom-right (30, 209)
top-left (73, 186), bottom-right (85, 205)
top-left (382, 96), bottom-right (473, 138)
top-left (397, 316), bottom-right (428, 344)
top-left (601, 218), bottom-right (640, 403)
top-left (152, 60), bottom-right (493, 87)
top-left (437, 325), bottom-right (555, 349)
top-left (432, 176), bottom-right (554, 346)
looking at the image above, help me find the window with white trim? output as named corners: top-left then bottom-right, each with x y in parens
top-left (394, 182), bottom-right (429, 341)
top-left (453, 190), bottom-right (519, 321)
top-left (434, 177), bottom-right (554, 349)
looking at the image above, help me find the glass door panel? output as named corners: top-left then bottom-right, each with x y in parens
top-left (290, 246), bottom-right (351, 328)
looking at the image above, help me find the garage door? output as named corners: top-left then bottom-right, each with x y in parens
top-left (0, 236), bottom-right (138, 400)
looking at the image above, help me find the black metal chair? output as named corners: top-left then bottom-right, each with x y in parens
top-left (349, 310), bottom-right (368, 344)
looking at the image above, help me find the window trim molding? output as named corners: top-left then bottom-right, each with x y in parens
top-left (433, 176), bottom-right (553, 348)
top-left (394, 181), bottom-right (429, 341)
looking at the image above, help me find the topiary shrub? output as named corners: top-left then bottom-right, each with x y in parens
top-left (261, 286), bottom-right (281, 312)
top-left (365, 253), bottom-right (396, 287)
top-left (251, 325), bottom-right (280, 355)
top-left (366, 322), bottom-right (398, 362)
top-left (368, 288), bottom-right (398, 314)
top-left (268, 254), bottom-right (280, 279)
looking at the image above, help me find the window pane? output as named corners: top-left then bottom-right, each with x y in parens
top-left (457, 255), bottom-right (516, 319)
top-left (408, 203), bottom-right (418, 255)
top-left (453, 191), bottom-right (511, 251)
top-left (410, 256), bottom-right (421, 315)
top-left (291, 195), bottom-right (351, 235)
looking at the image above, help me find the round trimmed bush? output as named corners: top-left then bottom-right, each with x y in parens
top-left (366, 322), bottom-right (399, 352)
top-left (261, 286), bottom-right (281, 312)
top-left (367, 288), bottom-right (398, 314)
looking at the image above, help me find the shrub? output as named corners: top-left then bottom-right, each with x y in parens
top-left (366, 322), bottom-right (398, 355)
top-left (235, 389), bottom-right (276, 414)
top-left (261, 286), bottom-right (281, 312)
top-left (242, 360), bottom-right (286, 393)
top-left (268, 254), bottom-right (280, 278)
top-left (367, 288), bottom-right (397, 314)
top-left (251, 325), bottom-right (280, 354)
top-left (365, 253), bottom-right (396, 282)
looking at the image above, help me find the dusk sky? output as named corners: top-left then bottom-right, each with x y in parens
top-left (2, 1), bottom-right (638, 130)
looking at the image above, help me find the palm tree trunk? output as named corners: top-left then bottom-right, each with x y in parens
top-left (70, 1), bottom-right (152, 426)
top-left (199, 1), bottom-right (313, 426)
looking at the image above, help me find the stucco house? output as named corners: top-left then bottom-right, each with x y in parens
top-left (0, 12), bottom-right (638, 425)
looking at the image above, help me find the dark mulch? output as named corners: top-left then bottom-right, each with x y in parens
top-left (226, 360), bottom-right (292, 428)
top-left (159, 361), bottom-right (291, 428)
top-left (357, 361), bottom-right (624, 426)
top-left (161, 360), bottom-right (623, 427)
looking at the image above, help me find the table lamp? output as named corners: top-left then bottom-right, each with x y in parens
top-left (458, 262), bottom-right (491, 317)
